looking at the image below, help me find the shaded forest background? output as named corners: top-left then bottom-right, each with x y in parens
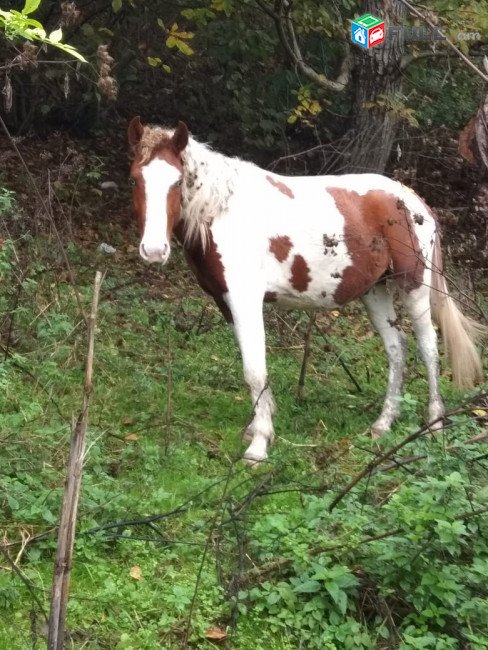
top-left (1, 0), bottom-right (488, 270)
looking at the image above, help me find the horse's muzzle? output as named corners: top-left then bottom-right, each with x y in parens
top-left (139, 242), bottom-right (170, 264)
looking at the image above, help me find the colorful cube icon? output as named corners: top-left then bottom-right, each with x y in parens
top-left (351, 14), bottom-right (385, 48)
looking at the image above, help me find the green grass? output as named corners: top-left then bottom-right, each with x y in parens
top-left (1, 237), bottom-right (487, 649)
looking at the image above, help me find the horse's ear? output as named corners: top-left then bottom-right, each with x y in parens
top-left (128, 116), bottom-right (144, 149)
top-left (172, 121), bottom-right (189, 153)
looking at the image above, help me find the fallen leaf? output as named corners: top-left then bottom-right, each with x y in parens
top-left (331, 310), bottom-right (340, 317)
top-left (205, 626), bottom-right (227, 640)
top-left (210, 355), bottom-right (219, 361)
top-left (473, 409), bottom-right (487, 417)
top-left (130, 566), bottom-right (142, 580)
top-left (234, 396), bottom-right (245, 401)
top-left (124, 433), bottom-right (139, 441)
top-left (122, 418), bottom-right (134, 425)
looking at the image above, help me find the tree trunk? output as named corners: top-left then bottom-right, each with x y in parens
top-left (345, 0), bottom-right (406, 174)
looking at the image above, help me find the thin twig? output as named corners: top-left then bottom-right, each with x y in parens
top-left (373, 430), bottom-right (488, 474)
top-left (298, 312), bottom-right (316, 400)
top-left (397, 0), bottom-right (488, 83)
top-left (0, 546), bottom-right (48, 622)
top-left (164, 328), bottom-right (172, 455)
top-left (0, 115), bottom-right (87, 324)
top-left (244, 504), bottom-right (488, 581)
top-left (183, 461), bottom-right (236, 648)
top-left (314, 323), bottom-right (362, 392)
top-left (328, 400), bottom-right (487, 512)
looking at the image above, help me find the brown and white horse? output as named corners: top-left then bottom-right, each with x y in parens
top-left (128, 116), bottom-right (485, 463)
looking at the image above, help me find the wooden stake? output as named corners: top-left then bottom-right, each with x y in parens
top-left (47, 271), bottom-right (103, 650)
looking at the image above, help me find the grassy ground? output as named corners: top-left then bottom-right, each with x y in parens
top-left (1, 234), bottom-right (488, 650)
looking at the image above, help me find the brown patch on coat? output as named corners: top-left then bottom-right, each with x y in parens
top-left (129, 170), bottom-right (146, 234)
top-left (166, 184), bottom-right (182, 239)
top-left (269, 236), bottom-right (293, 262)
top-left (266, 175), bottom-right (295, 199)
top-left (173, 223), bottom-right (232, 323)
top-left (327, 187), bottom-right (424, 305)
top-left (264, 291), bottom-right (278, 302)
top-left (290, 255), bottom-right (311, 292)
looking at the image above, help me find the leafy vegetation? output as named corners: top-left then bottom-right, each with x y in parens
top-left (0, 0), bottom-right (85, 60)
top-left (0, 224), bottom-right (487, 648)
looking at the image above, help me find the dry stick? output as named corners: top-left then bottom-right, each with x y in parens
top-left (0, 546), bottom-right (48, 622)
top-left (397, 0), bottom-right (488, 84)
top-left (314, 323), bottom-right (362, 393)
top-left (297, 312), bottom-right (316, 400)
top-left (47, 271), bottom-right (102, 650)
top-left (373, 430), bottom-right (488, 474)
top-left (0, 115), bottom-right (87, 324)
top-left (244, 505), bottom-right (488, 582)
top-left (328, 403), bottom-right (482, 513)
top-left (164, 328), bottom-right (172, 455)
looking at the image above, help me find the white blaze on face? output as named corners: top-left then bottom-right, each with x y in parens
top-left (140, 157), bottom-right (181, 264)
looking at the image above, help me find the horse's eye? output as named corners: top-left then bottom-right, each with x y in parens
top-left (174, 179), bottom-right (183, 188)
top-left (129, 177), bottom-right (137, 187)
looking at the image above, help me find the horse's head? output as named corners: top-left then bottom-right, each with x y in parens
top-left (128, 116), bottom-right (189, 264)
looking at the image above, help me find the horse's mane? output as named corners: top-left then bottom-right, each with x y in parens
top-left (181, 136), bottom-right (258, 249)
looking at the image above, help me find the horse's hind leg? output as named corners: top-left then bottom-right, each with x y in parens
top-left (400, 284), bottom-right (444, 429)
top-left (362, 283), bottom-right (407, 438)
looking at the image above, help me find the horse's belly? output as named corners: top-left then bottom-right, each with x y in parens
top-left (265, 255), bottom-right (352, 310)
top-left (272, 292), bottom-right (339, 310)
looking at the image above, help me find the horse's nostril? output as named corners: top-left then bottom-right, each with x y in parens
top-left (140, 243), bottom-right (148, 259)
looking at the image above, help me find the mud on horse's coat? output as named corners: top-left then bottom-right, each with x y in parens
top-left (128, 116), bottom-right (486, 463)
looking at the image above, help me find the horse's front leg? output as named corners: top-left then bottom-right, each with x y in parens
top-left (227, 294), bottom-right (275, 463)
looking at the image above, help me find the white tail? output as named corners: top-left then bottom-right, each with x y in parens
top-left (430, 233), bottom-right (486, 389)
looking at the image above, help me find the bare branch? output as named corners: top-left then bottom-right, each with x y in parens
top-left (255, 0), bottom-right (352, 91)
top-left (397, 0), bottom-right (488, 83)
top-left (400, 50), bottom-right (451, 70)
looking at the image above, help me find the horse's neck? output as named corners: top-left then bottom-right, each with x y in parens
top-left (181, 140), bottom-right (258, 214)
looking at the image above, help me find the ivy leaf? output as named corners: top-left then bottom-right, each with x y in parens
top-left (293, 580), bottom-right (321, 594)
top-left (48, 28), bottom-right (62, 43)
top-left (175, 38), bottom-right (194, 56)
top-left (211, 0), bottom-right (234, 17)
top-left (22, 0), bottom-right (41, 15)
top-left (324, 580), bottom-right (340, 604)
top-left (147, 56), bottom-right (161, 66)
top-left (166, 35), bottom-right (176, 48)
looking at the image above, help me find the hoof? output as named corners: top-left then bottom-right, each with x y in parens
top-left (370, 422), bottom-right (390, 440)
top-left (242, 453), bottom-right (268, 467)
top-left (427, 417), bottom-right (444, 432)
